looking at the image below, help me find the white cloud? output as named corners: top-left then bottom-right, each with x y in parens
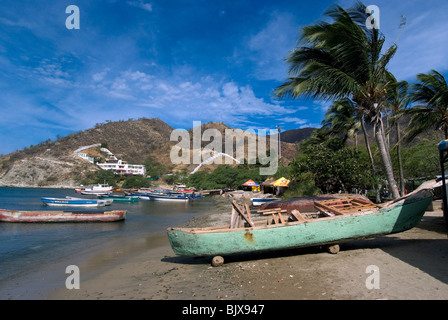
top-left (127, 1), bottom-right (153, 12)
top-left (279, 117), bottom-right (308, 125)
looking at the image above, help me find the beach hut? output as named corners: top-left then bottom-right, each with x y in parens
top-left (272, 177), bottom-right (290, 196)
top-left (261, 178), bottom-right (276, 194)
top-left (241, 179), bottom-right (260, 192)
top-left (272, 177), bottom-right (290, 187)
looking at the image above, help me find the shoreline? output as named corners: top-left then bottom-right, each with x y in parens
top-left (47, 199), bottom-right (448, 300)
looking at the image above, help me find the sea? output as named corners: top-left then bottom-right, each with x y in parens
top-left (0, 187), bottom-right (216, 299)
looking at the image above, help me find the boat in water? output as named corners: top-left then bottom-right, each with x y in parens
top-left (75, 184), bottom-right (113, 195)
top-left (146, 190), bottom-right (191, 202)
top-left (0, 209), bottom-right (127, 223)
top-left (98, 193), bottom-right (139, 202)
top-left (65, 196), bottom-right (113, 206)
top-left (41, 197), bottom-right (108, 207)
top-left (167, 180), bottom-right (435, 264)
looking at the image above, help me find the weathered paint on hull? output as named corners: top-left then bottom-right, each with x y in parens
top-left (0, 209), bottom-right (127, 223)
top-left (167, 196), bottom-right (432, 257)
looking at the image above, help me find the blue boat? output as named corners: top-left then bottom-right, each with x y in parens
top-left (146, 191), bottom-right (191, 202)
top-left (41, 197), bottom-right (108, 207)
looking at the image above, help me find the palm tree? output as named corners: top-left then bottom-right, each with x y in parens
top-left (385, 75), bottom-right (410, 195)
top-left (274, 2), bottom-right (400, 199)
top-left (322, 99), bottom-right (360, 146)
top-left (322, 98), bottom-right (376, 171)
top-left (404, 70), bottom-right (448, 141)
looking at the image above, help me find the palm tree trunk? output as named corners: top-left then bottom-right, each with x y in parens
top-left (361, 119), bottom-right (375, 171)
top-left (361, 119), bottom-right (381, 203)
top-left (396, 122), bottom-right (405, 195)
top-left (374, 121), bottom-right (400, 199)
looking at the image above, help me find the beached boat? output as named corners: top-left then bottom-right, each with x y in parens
top-left (0, 209), bottom-right (126, 223)
top-left (41, 197), bottom-right (108, 207)
top-left (167, 180), bottom-right (435, 263)
top-left (251, 197), bottom-right (279, 206)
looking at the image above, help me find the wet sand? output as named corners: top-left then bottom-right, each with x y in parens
top-left (48, 198), bottom-right (448, 301)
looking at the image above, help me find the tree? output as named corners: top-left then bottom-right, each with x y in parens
top-left (405, 70), bottom-right (448, 141)
top-left (291, 136), bottom-right (376, 194)
top-left (321, 99), bottom-right (361, 147)
top-left (274, 2), bottom-right (400, 199)
top-left (385, 75), bottom-right (410, 195)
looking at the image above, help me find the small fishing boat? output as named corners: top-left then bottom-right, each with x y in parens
top-left (66, 196), bottom-right (113, 206)
top-left (0, 209), bottom-right (126, 223)
top-left (251, 197), bottom-right (279, 206)
top-left (167, 180), bottom-right (435, 264)
top-left (41, 197), bottom-right (108, 207)
top-left (76, 184), bottom-right (113, 195)
top-left (98, 194), bottom-right (139, 202)
top-left (147, 191), bottom-right (191, 202)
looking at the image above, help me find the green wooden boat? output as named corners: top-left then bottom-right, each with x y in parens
top-left (167, 180), bottom-right (435, 263)
top-left (98, 195), bottom-right (139, 202)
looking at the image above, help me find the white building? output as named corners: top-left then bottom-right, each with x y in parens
top-left (97, 159), bottom-right (146, 176)
top-left (74, 145), bottom-right (146, 176)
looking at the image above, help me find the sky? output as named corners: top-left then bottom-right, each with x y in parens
top-left (0, 0), bottom-right (447, 155)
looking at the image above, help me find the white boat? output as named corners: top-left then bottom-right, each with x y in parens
top-left (76, 184), bottom-right (113, 195)
top-left (251, 197), bottom-right (279, 206)
top-left (41, 197), bottom-right (107, 207)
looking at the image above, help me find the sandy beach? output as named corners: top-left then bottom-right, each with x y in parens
top-left (43, 196), bottom-right (448, 302)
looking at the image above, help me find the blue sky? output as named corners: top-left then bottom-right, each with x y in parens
top-left (0, 0), bottom-right (447, 155)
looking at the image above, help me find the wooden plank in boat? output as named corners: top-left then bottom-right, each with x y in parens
top-left (289, 209), bottom-right (306, 222)
top-left (231, 201), bottom-right (254, 228)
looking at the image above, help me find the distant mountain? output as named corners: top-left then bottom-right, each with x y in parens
top-left (278, 127), bottom-right (315, 144)
top-left (0, 118), bottom-right (175, 187)
top-left (0, 118), bottom-right (299, 187)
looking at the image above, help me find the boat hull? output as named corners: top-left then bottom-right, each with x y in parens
top-left (147, 193), bottom-right (191, 202)
top-left (98, 196), bottom-right (139, 202)
top-left (251, 198), bottom-right (278, 206)
top-left (41, 197), bottom-right (107, 207)
top-left (0, 209), bottom-right (127, 223)
top-left (167, 193), bottom-right (432, 257)
top-left (151, 196), bottom-right (190, 202)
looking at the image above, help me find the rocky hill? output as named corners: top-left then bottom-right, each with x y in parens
top-left (0, 119), bottom-right (303, 188)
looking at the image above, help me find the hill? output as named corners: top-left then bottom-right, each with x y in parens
top-left (279, 127), bottom-right (315, 144)
top-left (0, 119), bottom-right (299, 188)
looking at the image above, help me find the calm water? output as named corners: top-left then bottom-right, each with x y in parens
top-left (0, 187), bottom-right (216, 299)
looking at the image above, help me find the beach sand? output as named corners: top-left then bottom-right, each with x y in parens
top-left (49, 198), bottom-right (448, 301)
